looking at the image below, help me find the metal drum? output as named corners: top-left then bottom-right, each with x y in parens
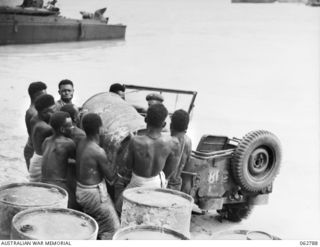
top-left (82, 92), bottom-right (145, 177)
top-left (213, 230), bottom-right (281, 240)
top-left (113, 225), bottom-right (189, 240)
top-left (11, 208), bottom-right (98, 240)
top-left (246, 231), bottom-right (273, 240)
top-left (121, 188), bottom-right (194, 238)
top-left (0, 182), bottom-right (68, 238)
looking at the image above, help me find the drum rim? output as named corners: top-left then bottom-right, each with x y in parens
top-left (0, 182), bottom-right (68, 207)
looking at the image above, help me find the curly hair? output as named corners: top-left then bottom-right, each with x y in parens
top-left (50, 111), bottom-right (70, 132)
top-left (146, 104), bottom-right (168, 128)
top-left (28, 81), bottom-right (47, 99)
top-left (109, 83), bottom-right (125, 93)
top-left (58, 79), bottom-right (73, 89)
top-left (171, 109), bottom-right (189, 132)
top-left (82, 113), bottom-right (102, 136)
top-left (34, 94), bottom-right (55, 112)
top-left (60, 104), bottom-right (79, 123)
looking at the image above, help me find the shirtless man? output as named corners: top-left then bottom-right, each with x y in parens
top-left (76, 113), bottom-right (120, 240)
top-left (24, 81), bottom-right (47, 170)
top-left (167, 109), bottom-right (192, 191)
top-left (60, 104), bottom-right (86, 146)
top-left (127, 103), bottom-right (180, 185)
top-left (146, 93), bottom-right (170, 133)
top-left (29, 94), bottom-right (56, 182)
top-left (60, 104), bottom-right (86, 202)
top-left (56, 79), bottom-right (75, 111)
top-left (115, 104), bottom-right (180, 213)
top-left (41, 111), bottom-right (77, 208)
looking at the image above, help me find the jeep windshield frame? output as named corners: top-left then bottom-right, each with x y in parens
top-left (123, 84), bottom-right (197, 115)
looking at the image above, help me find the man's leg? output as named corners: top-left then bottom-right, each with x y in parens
top-left (24, 138), bottom-right (34, 170)
top-left (96, 196), bottom-right (120, 240)
top-left (76, 183), bottom-right (120, 240)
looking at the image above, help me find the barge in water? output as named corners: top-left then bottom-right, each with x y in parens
top-left (0, 5), bottom-right (126, 45)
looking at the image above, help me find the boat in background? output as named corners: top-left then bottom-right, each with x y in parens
top-left (0, 4), bottom-right (126, 45)
top-left (306, 0), bottom-right (320, 6)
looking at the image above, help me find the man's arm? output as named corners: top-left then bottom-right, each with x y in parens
top-left (67, 140), bottom-right (76, 159)
top-left (33, 124), bottom-right (53, 154)
top-left (185, 137), bottom-right (192, 164)
top-left (41, 138), bottom-right (49, 155)
top-left (25, 112), bottom-right (31, 136)
top-left (39, 127), bottom-right (53, 145)
top-left (125, 139), bottom-right (134, 171)
top-left (67, 140), bottom-right (76, 165)
top-left (163, 138), bottom-right (180, 179)
top-left (97, 148), bottom-right (115, 184)
top-left (179, 137), bottom-right (192, 174)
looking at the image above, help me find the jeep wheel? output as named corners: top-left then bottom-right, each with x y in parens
top-left (217, 202), bottom-right (253, 222)
top-left (231, 130), bottom-right (281, 192)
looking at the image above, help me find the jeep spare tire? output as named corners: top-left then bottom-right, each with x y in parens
top-left (231, 130), bottom-right (281, 192)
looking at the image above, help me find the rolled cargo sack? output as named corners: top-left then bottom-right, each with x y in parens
top-left (11, 207), bottom-right (98, 240)
top-left (81, 92), bottom-right (145, 178)
top-left (0, 182), bottom-right (68, 238)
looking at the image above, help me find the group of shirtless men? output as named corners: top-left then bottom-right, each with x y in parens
top-left (24, 80), bottom-right (192, 240)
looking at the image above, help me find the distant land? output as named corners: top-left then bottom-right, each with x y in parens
top-left (231, 0), bottom-right (320, 5)
top-left (232, 0), bottom-right (276, 2)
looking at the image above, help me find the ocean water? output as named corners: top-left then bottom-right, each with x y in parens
top-left (0, 0), bottom-right (319, 239)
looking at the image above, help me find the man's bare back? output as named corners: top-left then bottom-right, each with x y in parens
top-left (76, 138), bottom-right (113, 185)
top-left (174, 134), bottom-right (192, 171)
top-left (25, 81), bottom-right (47, 136)
top-left (167, 109), bottom-right (192, 191)
top-left (30, 94), bottom-right (56, 155)
top-left (25, 106), bottom-right (37, 136)
top-left (127, 133), bottom-right (180, 179)
top-left (31, 120), bottom-right (53, 155)
top-left (41, 136), bottom-right (75, 181)
top-left (75, 113), bottom-right (120, 240)
top-left (71, 126), bottom-right (86, 146)
top-left (167, 134), bottom-right (192, 190)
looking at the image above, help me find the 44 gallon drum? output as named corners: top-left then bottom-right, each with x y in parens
top-left (0, 182), bottom-right (68, 238)
top-left (113, 225), bottom-right (189, 240)
top-left (121, 188), bottom-right (193, 237)
top-left (11, 208), bottom-right (98, 240)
